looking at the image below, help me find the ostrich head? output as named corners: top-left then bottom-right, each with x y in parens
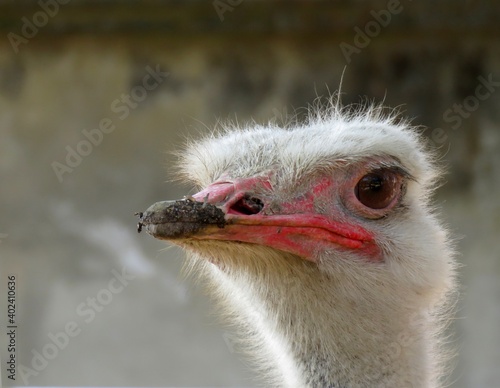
top-left (138, 103), bottom-right (456, 387)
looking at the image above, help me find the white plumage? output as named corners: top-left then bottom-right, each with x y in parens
top-left (141, 101), bottom-right (456, 387)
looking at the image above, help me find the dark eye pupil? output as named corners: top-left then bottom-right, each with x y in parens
top-left (355, 171), bottom-right (398, 209)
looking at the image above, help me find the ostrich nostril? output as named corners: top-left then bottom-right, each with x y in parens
top-left (231, 195), bottom-right (264, 215)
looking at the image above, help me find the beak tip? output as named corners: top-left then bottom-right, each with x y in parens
top-left (136, 199), bottom-right (227, 240)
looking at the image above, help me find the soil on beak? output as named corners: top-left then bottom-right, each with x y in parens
top-left (136, 199), bottom-right (226, 239)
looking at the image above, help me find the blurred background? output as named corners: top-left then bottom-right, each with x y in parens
top-left (0, 0), bottom-right (499, 387)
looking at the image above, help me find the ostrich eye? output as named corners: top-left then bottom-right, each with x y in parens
top-left (354, 170), bottom-right (400, 210)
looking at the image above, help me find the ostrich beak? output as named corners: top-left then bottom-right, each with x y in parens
top-left (137, 179), bottom-right (380, 262)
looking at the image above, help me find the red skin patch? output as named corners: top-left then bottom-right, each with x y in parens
top-left (192, 176), bottom-right (381, 263)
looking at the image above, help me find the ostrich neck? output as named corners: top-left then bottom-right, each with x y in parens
top-left (201, 254), bottom-right (437, 388)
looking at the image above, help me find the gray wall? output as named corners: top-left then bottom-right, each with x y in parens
top-left (0, 1), bottom-right (499, 387)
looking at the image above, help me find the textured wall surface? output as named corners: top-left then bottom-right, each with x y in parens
top-left (0, 1), bottom-right (499, 387)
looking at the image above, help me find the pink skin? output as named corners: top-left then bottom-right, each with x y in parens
top-left (191, 174), bottom-right (383, 263)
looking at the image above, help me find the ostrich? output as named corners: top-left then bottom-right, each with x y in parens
top-left (137, 102), bottom-right (456, 388)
